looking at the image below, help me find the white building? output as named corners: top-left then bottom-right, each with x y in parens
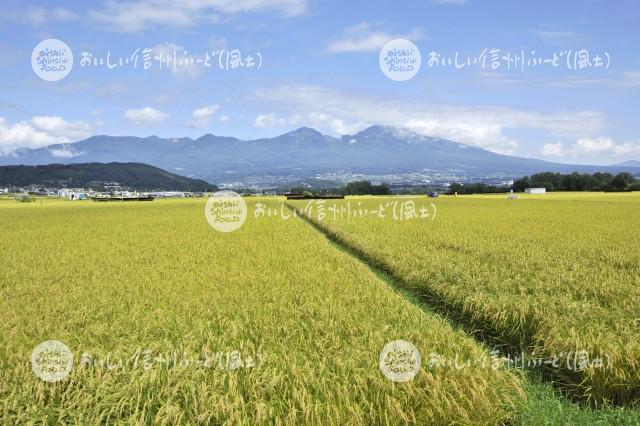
top-left (58, 189), bottom-right (87, 200)
top-left (525, 188), bottom-right (546, 194)
top-left (148, 191), bottom-right (186, 198)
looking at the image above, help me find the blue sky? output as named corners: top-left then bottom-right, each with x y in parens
top-left (0, 0), bottom-right (639, 164)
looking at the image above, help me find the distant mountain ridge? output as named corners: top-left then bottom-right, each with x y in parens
top-left (0, 162), bottom-right (216, 191)
top-left (612, 160), bottom-right (640, 167)
top-left (2, 125), bottom-right (638, 186)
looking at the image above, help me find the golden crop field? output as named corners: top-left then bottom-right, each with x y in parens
top-left (288, 192), bottom-right (640, 407)
top-left (2, 194), bottom-right (640, 425)
top-left (0, 198), bottom-right (525, 424)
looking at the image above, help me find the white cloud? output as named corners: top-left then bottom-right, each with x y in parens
top-left (253, 113), bottom-right (304, 128)
top-left (529, 26), bottom-right (585, 47)
top-left (614, 71), bottom-right (640, 88)
top-left (254, 113), bottom-right (286, 128)
top-left (573, 137), bottom-right (640, 157)
top-left (532, 30), bottom-right (578, 42)
top-left (327, 22), bottom-right (424, 53)
top-left (554, 72), bottom-right (640, 88)
top-left (541, 137), bottom-right (640, 161)
top-left (481, 70), bottom-right (640, 89)
top-left (48, 145), bottom-right (86, 158)
top-left (90, 0), bottom-right (306, 32)
top-left (27, 116), bottom-right (89, 139)
top-left (125, 107), bottom-right (169, 126)
top-left (254, 85), bottom-right (607, 155)
top-left (2, 6), bottom-right (79, 26)
top-left (185, 105), bottom-right (220, 128)
top-left (542, 142), bottom-right (565, 157)
top-left (573, 137), bottom-right (614, 154)
top-left (0, 116), bottom-right (90, 156)
top-left (304, 111), bottom-right (351, 135)
top-left (217, 114), bottom-right (231, 124)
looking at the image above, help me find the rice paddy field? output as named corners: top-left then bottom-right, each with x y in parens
top-left (1, 193), bottom-right (639, 424)
top-left (289, 193), bottom-right (640, 406)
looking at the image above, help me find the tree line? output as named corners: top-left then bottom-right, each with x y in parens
top-left (289, 172), bottom-right (640, 196)
top-left (290, 180), bottom-right (391, 196)
top-left (512, 172), bottom-right (640, 192)
top-left (448, 182), bottom-right (506, 195)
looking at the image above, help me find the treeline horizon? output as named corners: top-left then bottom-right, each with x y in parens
top-left (290, 180), bottom-right (392, 196)
top-left (448, 172), bottom-right (640, 194)
top-left (287, 172), bottom-right (640, 196)
top-left (511, 171), bottom-right (640, 192)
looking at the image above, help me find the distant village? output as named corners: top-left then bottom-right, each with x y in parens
top-left (0, 181), bottom-right (207, 201)
top-left (11, 171), bottom-right (630, 201)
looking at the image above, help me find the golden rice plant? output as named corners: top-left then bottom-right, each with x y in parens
top-left (0, 197), bottom-right (524, 424)
top-left (289, 193), bottom-right (640, 406)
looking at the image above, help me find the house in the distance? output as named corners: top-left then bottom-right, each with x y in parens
top-left (524, 188), bottom-right (546, 194)
top-left (58, 189), bottom-right (88, 200)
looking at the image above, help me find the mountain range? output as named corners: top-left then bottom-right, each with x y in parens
top-left (611, 160), bottom-right (640, 167)
top-left (1, 125), bottom-right (638, 187)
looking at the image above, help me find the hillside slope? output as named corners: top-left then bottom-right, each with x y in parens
top-left (0, 162), bottom-right (217, 191)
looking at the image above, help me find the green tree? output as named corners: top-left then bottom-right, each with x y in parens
top-left (608, 173), bottom-right (635, 191)
top-left (342, 180), bottom-right (391, 195)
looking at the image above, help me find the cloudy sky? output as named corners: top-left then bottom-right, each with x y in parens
top-left (0, 0), bottom-right (639, 164)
